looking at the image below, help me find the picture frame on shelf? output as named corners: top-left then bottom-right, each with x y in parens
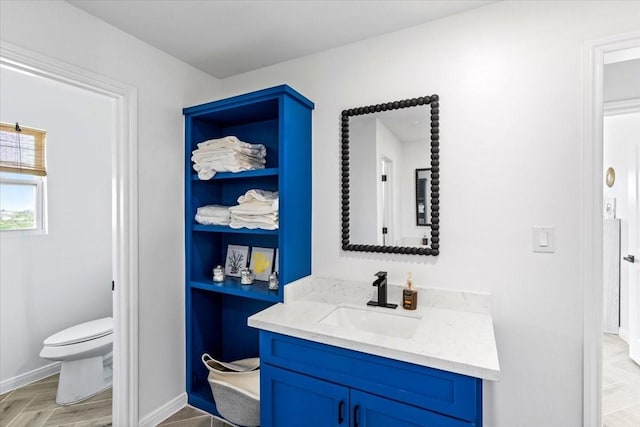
top-left (274, 248), bottom-right (279, 274)
top-left (250, 247), bottom-right (275, 281)
top-left (225, 244), bottom-right (249, 277)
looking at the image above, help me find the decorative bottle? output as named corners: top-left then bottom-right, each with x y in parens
top-left (402, 272), bottom-right (418, 310)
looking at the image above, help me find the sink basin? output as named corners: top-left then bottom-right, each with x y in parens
top-left (319, 305), bottom-right (421, 339)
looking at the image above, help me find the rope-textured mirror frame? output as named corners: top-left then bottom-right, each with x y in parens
top-left (340, 94), bottom-right (439, 256)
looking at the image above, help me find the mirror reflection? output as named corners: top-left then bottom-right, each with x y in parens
top-left (415, 168), bottom-right (430, 227)
top-left (341, 95), bottom-right (439, 256)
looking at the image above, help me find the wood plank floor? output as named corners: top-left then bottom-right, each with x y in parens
top-left (0, 374), bottom-right (232, 427)
top-left (0, 374), bottom-right (112, 427)
top-left (603, 333), bottom-right (640, 427)
top-left (6, 340), bottom-right (635, 426)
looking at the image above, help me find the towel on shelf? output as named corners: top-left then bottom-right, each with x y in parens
top-left (230, 190), bottom-right (279, 215)
top-left (197, 205), bottom-right (231, 218)
top-left (195, 205), bottom-right (231, 225)
top-left (237, 189), bottom-right (278, 204)
top-left (229, 216), bottom-right (278, 230)
top-left (228, 189), bottom-right (279, 230)
top-left (197, 136), bottom-right (265, 153)
top-left (229, 203), bottom-right (278, 215)
top-left (192, 135), bottom-right (267, 180)
top-left (195, 214), bottom-right (231, 226)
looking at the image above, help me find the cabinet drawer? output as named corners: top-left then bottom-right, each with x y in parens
top-left (352, 389), bottom-right (475, 427)
top-left (260, 331), bottom-right (481, 423)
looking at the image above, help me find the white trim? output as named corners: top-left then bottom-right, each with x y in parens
top-left (583, 31), bottom-right (640, 427)
top-left (619, 327), bottom-right (630, 344)
top-left (604, 98), bottom-right (640, 116)
top-left (138, 393), bottom-right (188, 427)
top-left (0, 362), bottom-right (60, 394)
top-left (0, 41), bottom-right (139, 426)
top-left (604, 46), bottom-right (640, 64)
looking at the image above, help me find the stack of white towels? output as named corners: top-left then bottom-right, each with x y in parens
top-left (192, 136), bottom-right (267, 180)
top-left (229, 189), bottom-right (279, 230)
top-left (195, 205), bottom-right (231, 226)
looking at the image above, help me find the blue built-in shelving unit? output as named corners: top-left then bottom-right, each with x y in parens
top-left (183, 85), bottom-right (314, 415)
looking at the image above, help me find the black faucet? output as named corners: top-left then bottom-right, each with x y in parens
top-left (367, 271), bottom-right (398, 309)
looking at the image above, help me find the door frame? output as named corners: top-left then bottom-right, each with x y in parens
top-left (582, 31), bottom-right (640, 427)
top-left (0, 41), bottom-right (139, 425)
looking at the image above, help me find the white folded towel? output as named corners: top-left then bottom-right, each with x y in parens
top-left (194, 205), bottom-right (231, 225)
top-left (229, 219), bottom-right (278, 230)
top-left (231, 213), bottom-right (278, 223)
top-left (195, 214), bottom-right (231, 226)
top-left (195, 168), bottom-right (216, 180)
top-left (192, 160), bottom-right (265, 180)
top-left (237, 189), bottom-right (278, 204)
top-left (226, 189), bottom-right (280, 230)
top-left (196, 205), bottom-right (231, 218)
top-left (192, 151), bottom-right (266, 164)
top-left (194, 144), bottom-right (266, 157)
top-left (197, 136), bottom-right (265, 152)
top-left (191, 135), bottom-right (267, 180)
top-left (229, 203), bottom-right (278, 215)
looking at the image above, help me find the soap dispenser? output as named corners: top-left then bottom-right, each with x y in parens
top-left (403, 272), bottom-right (418, 310)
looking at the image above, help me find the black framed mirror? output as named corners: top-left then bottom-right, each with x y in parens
top-left (340, 95), bottom-right (439, 256)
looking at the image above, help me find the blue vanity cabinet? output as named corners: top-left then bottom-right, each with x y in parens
top-left (183, 85), bottom-right (314, 415)
top-left (350, 391), bottom-right (473, 427)
top-left (260, 331), bottom-right (482, 427)
top-left (262, 364), bottom-right (350, 427)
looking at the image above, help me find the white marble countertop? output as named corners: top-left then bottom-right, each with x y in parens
top-left (248, 276), bottom-right (500, 381)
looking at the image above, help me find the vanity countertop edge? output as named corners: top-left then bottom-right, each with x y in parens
top-left (248, 275), bottom-right (500, 382)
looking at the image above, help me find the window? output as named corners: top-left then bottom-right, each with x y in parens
top-left (0, 122), bottom-right (47, 232)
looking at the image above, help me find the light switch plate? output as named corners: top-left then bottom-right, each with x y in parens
top-left (533, 226), bottom-right (555, 253)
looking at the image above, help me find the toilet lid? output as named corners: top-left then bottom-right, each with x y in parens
top-left (44, 317), bottom-right (113, 346)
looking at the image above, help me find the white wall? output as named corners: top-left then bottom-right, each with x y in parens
top-left (219, 2), bottom-right (640, 426)
top-left (604, 112), bottom-right (640, 337)
top-left (0, 0), bottom-right (221, 419)
top-left (0, 67), bottom-right (113, 386)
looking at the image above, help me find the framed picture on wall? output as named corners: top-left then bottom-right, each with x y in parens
top-left (249, 247), bottom-right (275, 281)
top-left (225, 245), bottom-right (249, 277)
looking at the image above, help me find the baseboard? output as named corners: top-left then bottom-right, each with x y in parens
top-left (139, 392), bottom-right (187, 427)
top-left (619, 327), bottom-right (629, 343)
top-left (0, 362), bottom-right (60, 395)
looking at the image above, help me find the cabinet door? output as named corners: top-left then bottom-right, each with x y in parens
top-left (351, 390), bottom-right (474, 427)
top-left (261, 364), bottom-right (350, 427)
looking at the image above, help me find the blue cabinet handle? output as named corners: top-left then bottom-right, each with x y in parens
top-left (354, 405), bottom-right (360, 427)
top-left (338, 400), bottom-right (344, 424)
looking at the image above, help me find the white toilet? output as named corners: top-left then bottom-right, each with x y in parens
top-left (40, 317), bottom-right (113, 405)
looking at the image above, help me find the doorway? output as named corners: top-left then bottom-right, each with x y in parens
top-left (0, 41), bottom-right (139, 425)
top-left (601, 68), bottom-right (640, 422)
top-left (583, 33), bottom-right (640, 427)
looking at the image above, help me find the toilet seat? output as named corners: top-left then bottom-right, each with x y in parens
top-left (44, 317), bottom-right (113, 346)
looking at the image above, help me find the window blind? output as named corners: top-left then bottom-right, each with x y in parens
top-left (0, 122), bottom-right (46, 176)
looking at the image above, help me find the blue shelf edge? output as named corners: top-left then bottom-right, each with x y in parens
top-left (188, 387), bottom-right (219, 418)
top-left (183, 84), bottom-right (314, 114)
top-left (192, 224), bottom-right (278, 235)
top-left (192, 168), bottom-right (279, 181)
top-left (190, 278), bottom-right (280, 302)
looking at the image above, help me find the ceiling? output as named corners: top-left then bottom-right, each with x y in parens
top-left (67, 0), bottom-right (494, 79)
